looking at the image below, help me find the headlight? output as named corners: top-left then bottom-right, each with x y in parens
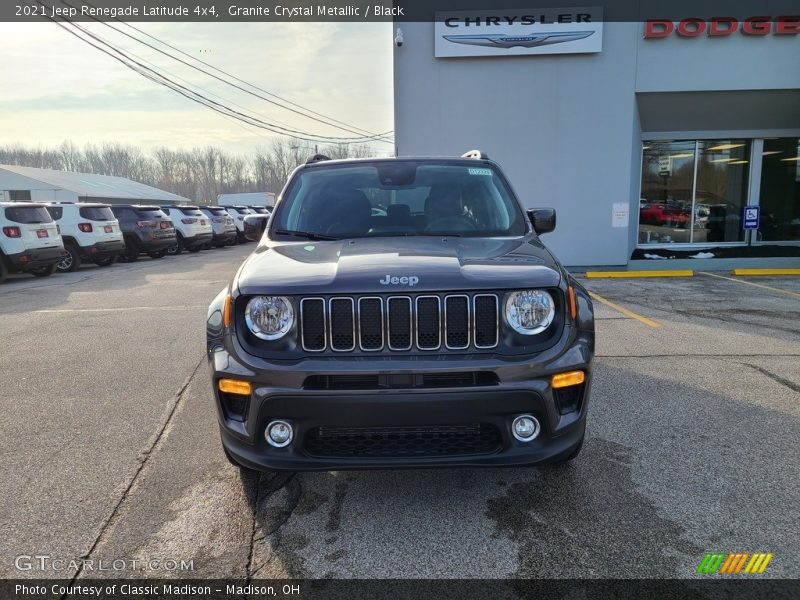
top-left (505, 290), bottom-right (555, 335)
top-left (245, 296), bottom-right (294, 340)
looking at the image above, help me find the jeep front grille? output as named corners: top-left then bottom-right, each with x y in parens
top-left (303, 424), bottom-right (502, 458)
top-left (299, 293), bottom-right (499, 353)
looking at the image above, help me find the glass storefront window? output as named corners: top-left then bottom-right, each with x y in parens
top-left (639, 141), bottom-right (695, 244)
top-left (758, 138), bottom-right (800, 242)
top-left (638, 140), bottom-right (750, 245)
top-left (694, 140), bottom-right (749, 244)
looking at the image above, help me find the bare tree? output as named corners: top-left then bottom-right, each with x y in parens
top-left (0, 139), bottom-right (378, 202)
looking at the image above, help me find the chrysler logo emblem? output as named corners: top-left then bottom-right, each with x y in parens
top-left (443, 31), bottom-right (594, 48)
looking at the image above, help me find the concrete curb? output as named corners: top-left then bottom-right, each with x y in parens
top-left (731, 268), bottom-right (800, 276)
top-left (584, 270), bottom-right (694, 279)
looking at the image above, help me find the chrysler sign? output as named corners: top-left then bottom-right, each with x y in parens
top-left (435, 7), bottom-right (603, 58)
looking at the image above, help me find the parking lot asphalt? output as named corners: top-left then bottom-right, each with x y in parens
top-left (1, 253), bottom-right (798, 581)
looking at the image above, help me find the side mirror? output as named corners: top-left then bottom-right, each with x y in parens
top-left (527, 208), bottom-right (556, 235)
top-left (243, 214), bottom-right (268, 242)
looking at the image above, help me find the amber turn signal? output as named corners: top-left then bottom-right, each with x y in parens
top-left (218, 378), bottom-right (252, 395)
top-left (223, 293), bottom-right (232, 328)
top-left (568, 285), bottom-right (577, 320)
top-left (551, 370), bottom-right (585, 389)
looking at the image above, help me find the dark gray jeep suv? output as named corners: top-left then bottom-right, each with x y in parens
top-left (207, 152), bottom-right (595, 472)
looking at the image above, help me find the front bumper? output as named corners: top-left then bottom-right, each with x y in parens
top-left (5, 246), bottom-right (64, 271)
top-left (209, 325), bottom-right (593, 471)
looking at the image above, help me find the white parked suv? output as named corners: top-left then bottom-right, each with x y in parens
top-left (224, 205), bottom-right (254, 243)
top-left (44, 202), bottom-right (126, 272)
top-left (0, 202), bottom-right (64, 283)
top-left (199, 206), bottom-right (237, 247)
top-left (160, 206), bottom-right (213, 255)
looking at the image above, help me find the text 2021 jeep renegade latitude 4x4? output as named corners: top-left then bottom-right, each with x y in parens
top-left (207, 152), bottom-right (595, 472)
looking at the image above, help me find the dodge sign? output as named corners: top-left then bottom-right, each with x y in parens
top-left (435, 6), bottom-right (603, 58)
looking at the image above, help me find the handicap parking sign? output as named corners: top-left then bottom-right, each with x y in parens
top-left (743, 206), bottom-right (759, 230)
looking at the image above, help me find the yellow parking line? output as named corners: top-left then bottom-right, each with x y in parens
top-left (587, 291), bottom-right (661, 328)
top-left (732, 268), bottom-right (800, 276)
top-left (585, 270), bottom-right (693, 279)
top-left (699, 272), bottom-right (800, 299)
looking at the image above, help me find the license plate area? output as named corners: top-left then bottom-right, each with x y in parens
top-left (104, 225), bottom-right (113, 233)
top-left (37, 229), bottom-right (48, 238)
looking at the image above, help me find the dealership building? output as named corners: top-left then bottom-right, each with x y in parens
top-left (0, 165), bottom-right (191, 206)
top-left (393, 7), bottom-right (800, 267)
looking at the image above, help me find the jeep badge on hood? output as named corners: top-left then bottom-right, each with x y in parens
top-left (380, 275), bottom-right (419, 286)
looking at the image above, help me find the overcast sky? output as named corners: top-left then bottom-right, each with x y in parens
top-left (0, 22), bottom-right (394, 155)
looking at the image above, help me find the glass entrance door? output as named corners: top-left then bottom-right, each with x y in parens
top-left (638, 139), bottom-right (751, 245)
top-left (758, 138), bottom-right (800, 242)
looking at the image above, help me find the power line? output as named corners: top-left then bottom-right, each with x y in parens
top-left (36, 5), bottom-right (393, 145)
top-left (117, 19), bottom-right (390, 140)
top-left (68, 0), bottom-right (394, 143)
top-left (49, 14), bottom-right (325, 144)
top-left (47, 19), bottom-right (346, 143)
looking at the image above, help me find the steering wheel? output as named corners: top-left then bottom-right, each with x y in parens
top-left (424, 216), bottom-right (477, 232)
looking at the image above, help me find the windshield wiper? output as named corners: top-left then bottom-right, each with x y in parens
top-left (273, 229), bottom-right (339, 241)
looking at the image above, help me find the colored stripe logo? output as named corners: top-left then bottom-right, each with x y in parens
top-left (697, 552), bottom-right (773, 574)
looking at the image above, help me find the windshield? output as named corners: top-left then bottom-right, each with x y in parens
top-left (177, 208), bottom-right (204, 217)
top-left (4, 206), bottom-right (53, 224)
top-left (271, 161), bottom-right (526, 239)
top-left (136, 208), bottom-right (167, 218)
top-left (79, 206), bottom-right (115, 221)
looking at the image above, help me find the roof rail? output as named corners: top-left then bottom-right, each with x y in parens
top-left (461, 149), bottom-right (489, 160)
top-left (306, 154), bottom-right (332, 164)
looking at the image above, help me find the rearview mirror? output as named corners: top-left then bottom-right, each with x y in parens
top-left (527, 208), bottom-right (556, 235)
top-left (243, 214), bottom-right (268, 242)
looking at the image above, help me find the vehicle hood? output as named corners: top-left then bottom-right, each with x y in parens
top-left (236, 236), bottom-right (562, 295)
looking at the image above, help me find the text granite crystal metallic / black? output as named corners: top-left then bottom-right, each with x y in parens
top-left (206, 151), bottom-right (595, 472)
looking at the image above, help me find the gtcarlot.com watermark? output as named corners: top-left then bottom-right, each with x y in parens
top-left (15, 554), bottom-right (194, 573)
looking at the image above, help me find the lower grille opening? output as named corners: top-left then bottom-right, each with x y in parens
top-left (422, 372), bottom-right (499, 388)
top-left (219, 391), bottom-right (249, 422)
top-left (304, 372), bottom-right (500, 390)
top-left (554, 383), bottom-right (585, 415)
top-left (303, 424), bottom-right (502, 458)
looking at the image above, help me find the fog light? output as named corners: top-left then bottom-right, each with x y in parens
top-left (512, 415), bottom-right (540, 442)
top-left (265, 420), bottom-right (293, 448)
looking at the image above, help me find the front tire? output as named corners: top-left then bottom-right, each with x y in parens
top-left (31, 263), bottom-right (58, 277)
top-left (166, 239), bottom-right (182, 255)
top-left (57, 244), bottom-right (81, 273)
top-left (94, 256), bottom-right (117, 267)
